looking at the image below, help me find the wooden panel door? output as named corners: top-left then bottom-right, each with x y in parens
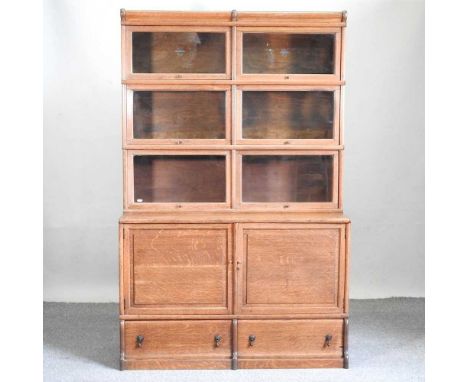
top-left (122, 224), bottom-right (232, 315)
top-left (236, 223), bottom-right (346, 315)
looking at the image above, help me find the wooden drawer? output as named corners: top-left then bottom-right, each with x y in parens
top-left (122, 224), bottom-right (232, 315)
top-left (122, 320), bottom-right (232, 368)
top-left (238, 319), bottom-right (344, 362)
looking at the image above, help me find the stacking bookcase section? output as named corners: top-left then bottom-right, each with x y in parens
top-left (123, 26), bottom-right (231, 80)
top-left (237, 151), bottom-right (340, 210)
top-left (236, 28), bottom-right (341, 82)
top-left (236, 86), bottom-right (340, 145)
top-left (125, 150), bottom-right (231, 210)
top-left (119, 9), bottom-right (349, 370)
top-left (125, 85), bottom-right (231, 146)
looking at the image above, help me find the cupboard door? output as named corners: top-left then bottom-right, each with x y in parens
top-left (126, 150), bottom-right (231, 210)
top-left (123, 320), bottom-right (232, 368)
top-left (123, 224), bottom-right (232, 315)
top-left (237, 28), bottom-right (341, 81)
top-left (236, 224), bottom-right (346, 315)
top-left (238, 151), bottom-right (339, 210)
top-left (127, 86), bottom-right (230, 145)
top-left (237, 319), bottom-right (344, 368)
top-left (124, 26), bottom-right (231, 79)
top-left (237, 86), bottom-right (339, 145)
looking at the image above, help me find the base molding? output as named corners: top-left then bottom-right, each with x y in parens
top-left (238, 358), bottom-right (344, 369)
top-left (121, 358), bottom-right (232, 370)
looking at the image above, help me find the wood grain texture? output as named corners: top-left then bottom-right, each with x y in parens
top-left (124, 320), bottom-right (232, 359)
top-left (237, 223), bottom-right (345, 314)
top-left (123, 224), bottom-right (232, 315)
top-left (237, 319), bottom-right (344, 358)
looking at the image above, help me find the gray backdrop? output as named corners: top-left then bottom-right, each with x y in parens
top-left (44, 0), bottom-right (424, 301)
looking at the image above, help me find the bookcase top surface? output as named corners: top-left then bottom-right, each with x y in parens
top-left (120, 10), bottom-right (347, 27)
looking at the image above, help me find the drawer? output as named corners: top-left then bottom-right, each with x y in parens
top-left (238, 319), bottom-right (343, 359)
top-left (123, 320), bottom-right (232, 360)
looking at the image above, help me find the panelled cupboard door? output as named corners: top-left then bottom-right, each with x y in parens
top-left (236, 223), bottom-right (346, 315)
top-left (122, 224), bottom-right (232, 315)
top-left (125, 85), bottom-right (231, 146)
top-left (123, 26), bottom-right (231, 80)
top-left (236, 85), bottom-right (340, 146)
top-left (236, 27), bottom-right (341, 82)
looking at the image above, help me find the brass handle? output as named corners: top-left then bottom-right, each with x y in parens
top-left (248, 335), bottom-right (256, 346)
top-left (324, 334), bottom-right (333, 347)
top-left (214, 335), bottom-right (222, 347)
top-left (136, 335), bottom-right (144, 348)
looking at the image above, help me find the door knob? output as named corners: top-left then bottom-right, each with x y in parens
top-left (136, 335), bottom-right (144, 348)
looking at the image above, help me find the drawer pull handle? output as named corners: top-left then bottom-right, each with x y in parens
top-left (324, 334), bottom-right (333, 347)
top-left (248, 335), bottom-right (256, 346)
top-left (214, 335), bottom-right (222, 347)
top-left (136, 335), bottom-right (144, 348)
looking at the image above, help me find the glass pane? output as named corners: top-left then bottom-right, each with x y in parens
top-left (134, 155), bottom-right (226, 203)
top-left (132, 32), bottom-right (226, 73)
top-left (242, 91), bottom-right (334, 139)
top-left (133, 91), bottom-right (226, 139)
top-left (243, 33), bottom-right (335, 74)
top-left (242, 155), bottom-right (333, 202)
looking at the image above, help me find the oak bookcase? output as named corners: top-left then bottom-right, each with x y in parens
top-left (119, 9), bottom-right (350, 370)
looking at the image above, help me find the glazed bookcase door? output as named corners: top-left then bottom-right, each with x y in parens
top-left (236, 86), bottom-right (340, 145)
top-left (124, 26), bottom-right (231, 80)
top-left (126, 150), bottom-right (231, 210)
top-left (236, 151), bottom-right (340, 210)
top-left (125, 85), bottom-right (231, 146)
top-left (236, 223), bottom-right (346, 315)
top-left (236, 27), bottom-right (341, 82)
top-left (122, 224), bottom-right (232, 315)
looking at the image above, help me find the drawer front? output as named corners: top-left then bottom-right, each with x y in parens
top-left (236, 223), bottom-right (346, 314)
top-left (238, 319), bottom-right (343, 359)
top-left (123, 224), bottom-right (232, 315)
top-left (124, 320), bottom-right (232, 359)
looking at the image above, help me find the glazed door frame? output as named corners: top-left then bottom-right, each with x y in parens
top-left (235, 150), bottom-right (341, 210)
top-left (124, 84), bottom-right (232, 147)
top-left (125, 149), bottom-right (231, 210)
top-left (121, 224), bottom-right (233, 315)
top-left (236, 27), bottom-right (342, 82)
top-left (235, 85), bottom-right (341, 146)
top-left (123, 25), bottom-right (232, 80)
top-left (235, 223), bottom-right (346, 315)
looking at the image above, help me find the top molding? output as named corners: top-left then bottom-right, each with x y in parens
top-left (120, 9), bottom-right (347, 27)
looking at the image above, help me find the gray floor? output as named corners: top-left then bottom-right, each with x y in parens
top-left (44, 298), bottom-right (424, 382)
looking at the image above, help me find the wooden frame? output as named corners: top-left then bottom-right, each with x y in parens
top-left (235, 150), bottom-right (341, 210)
top-left (123, 25), bottom-right (232, 80)
top-left (236, 27), bottom-right (341, 83)
top-left (235, 223), bottom-right (347, 315)
top-left (121, 224), bottom-right (233, 315)
top-left (124, 149), bottom-right (232, 210)
top-left (235, 85), bottom-right (341, 146)
top-left (124, 84), bottom-right (232, 146)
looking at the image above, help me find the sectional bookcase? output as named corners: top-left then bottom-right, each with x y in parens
top-left (119, 10), bottom-right (350, 370)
